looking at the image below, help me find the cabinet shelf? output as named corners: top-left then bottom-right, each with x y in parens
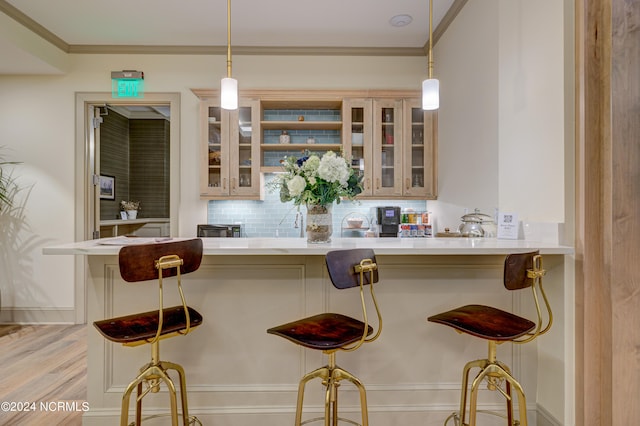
top-left (260, 143), bottom-right (342, 151)
top-left (261, 121), bottom-right (342, 131)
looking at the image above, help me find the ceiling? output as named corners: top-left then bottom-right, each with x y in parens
top-left (0, 0), bottom-right (464, 75)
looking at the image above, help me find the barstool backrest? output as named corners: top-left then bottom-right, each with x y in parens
top-left (504, 250), bottom-right (539, 290)
top-left (503, 250), bottom-right (553, 343)
top-left (119, 238), bottom-right (203, 282)
top-left (325, 249), bottom-right (378, 289)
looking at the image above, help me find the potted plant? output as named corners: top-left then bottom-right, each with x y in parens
top-left (0, 152), bottom-right (20, 213)
top-left (120, 200), bottom-right (140, 219)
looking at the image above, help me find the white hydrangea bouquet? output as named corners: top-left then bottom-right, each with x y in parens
top-left (269, 150), bottom-right (363, 206)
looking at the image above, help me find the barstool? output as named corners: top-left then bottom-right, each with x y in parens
top-left (427, 251), bottom-right (551, 426)
top-left (267, 248), bottom-right (382, 426)
top-left (93, 238), bottom-right (204, 426)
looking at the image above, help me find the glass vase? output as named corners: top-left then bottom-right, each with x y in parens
top-left (306, 204), bottom-right (333, 244)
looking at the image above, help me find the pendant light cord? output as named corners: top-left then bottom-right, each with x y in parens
top-left (428, 0), bottom-right (433, 79)
top-left (226, 0), bottom-right (232, 78)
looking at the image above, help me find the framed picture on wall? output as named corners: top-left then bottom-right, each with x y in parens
top-left (99, 175), bottom-right (115, 200)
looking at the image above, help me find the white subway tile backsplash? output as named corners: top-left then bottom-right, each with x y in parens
top-left (208, 175), bottom-right (427, 238)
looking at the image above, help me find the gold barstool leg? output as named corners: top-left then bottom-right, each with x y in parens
top-left (325, 372), bottom-right (333, 426)
top-left (119, 339), bottom-right (198, 426)
top-left (333, 367), bottom-right (369, 426)
top-left (135, 382), bottom-right (143, 425)
top-left (295, 366), bottom-right (330, 426)
top-left (162, 360), bottom-right (191, 425)
top-left (294, 352), bottom-right (369, 426)
top-left (497, 360), bottom-right (514, 425)
top-left (454, 341), bottom-right (528, 426)
top-left (466, 364), bottom-right (528, 426)
top-left (121, 364), bottom-right (179, 426)
top-left (458, 358), bottom-right (488, 426)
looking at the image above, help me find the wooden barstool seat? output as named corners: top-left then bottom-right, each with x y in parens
top-left (427, 251), bottom-right (552, 426)
top-left (94, 306), bottom-right (203, 345)
top-left (93, 238), bottom-right (204, 426)
top-left (267, 248), bottom-right (382, 426)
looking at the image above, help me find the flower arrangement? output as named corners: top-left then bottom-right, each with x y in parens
top-left (269, 150), bottom-right (362, 206)
top-left (120, 200), bottom-right (140, 211)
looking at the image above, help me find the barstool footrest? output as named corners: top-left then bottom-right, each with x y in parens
top-left (445, 410), bottom-right (521, 426)
top-left (126, 414), bottom-right (203, 426)
top-left (301, 416), bottom-right (362, 426)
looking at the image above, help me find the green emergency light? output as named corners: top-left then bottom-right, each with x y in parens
top-left (111, 70), bottom-right (144, 98)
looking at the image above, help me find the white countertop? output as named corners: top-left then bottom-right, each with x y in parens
top-left (99, 218), bottom-right (170, 226)
top-left (42, 237), bottom-right (574, 256)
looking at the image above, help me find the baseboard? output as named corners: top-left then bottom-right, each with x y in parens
top-left (0, 307), bottom-right (76, 324)
top-left (537, 403), bottom-right (563, 426)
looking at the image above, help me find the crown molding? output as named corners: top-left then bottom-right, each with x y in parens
top-left (67, 44), bottom-right (426, 57)
top-left (0, 0), bottom-right (70, 52)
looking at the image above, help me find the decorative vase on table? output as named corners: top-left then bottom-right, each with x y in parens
top-left (306, 204), bottom-right (333, 244)
top-left (126, 210), bottom-right (138, 220)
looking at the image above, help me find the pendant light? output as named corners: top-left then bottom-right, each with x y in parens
top-left (422, 0), bottom-right (439, 110)
top-left (221, 0), bottom-right (238, 110)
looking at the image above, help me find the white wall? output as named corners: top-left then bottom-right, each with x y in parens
top-left (431, 0), bottom-right (566, 232)
top-left (0, 0), bottom-right (569, 324)
top-left (430, 0), bottom-right (500, 231)
top-left (498, 0), bottom-right (566, 223)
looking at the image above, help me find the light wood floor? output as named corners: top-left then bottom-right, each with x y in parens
top-left (0, 324), bottom-right (87, 425)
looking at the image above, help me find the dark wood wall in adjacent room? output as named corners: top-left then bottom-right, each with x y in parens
top-left (100, 110), bottom-right (170, 220)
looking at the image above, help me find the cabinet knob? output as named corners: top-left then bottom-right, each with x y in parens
top-left (406, 178), bottom-right (410, 190)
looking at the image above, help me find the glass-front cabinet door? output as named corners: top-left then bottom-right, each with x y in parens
top-left (202, 104), bottom-right (227, 197)
top-left (343, 98), bottom-right (373, 196)
top-left (228, 99), bottom-right (261, 198)
top-left (201, 98), bottom-right (261, 199)
top-left (372, 99), bottom-right (403, 197)
top-left (402, 99), bottom-right (437, 198)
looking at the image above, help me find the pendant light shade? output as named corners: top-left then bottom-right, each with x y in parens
top-left (221, 77), bottom-right (238, 110)
top-left (422, 0), bottom-right (439, 110)
top-left (422, 78), bottom-right (439, 110)
top-left (221, 0), bottom-right (238, 110)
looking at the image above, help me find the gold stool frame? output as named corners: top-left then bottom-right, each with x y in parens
top-left (119, 254), bottom-right (201, 426)
top-left (294, 257), bottom-right (382, 426)
top-left (439, 254), bottom-right (552, 426)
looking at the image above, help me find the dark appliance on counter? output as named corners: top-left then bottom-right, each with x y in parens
top-left (374, 206), bottom-right (401, 237)
top-left (197, 224), bottom-right (242, 238)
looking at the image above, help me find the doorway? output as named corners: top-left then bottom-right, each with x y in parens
top-left (96, 104), bottom-right (171, 238)
top-left (74, 92), bottom-right (181, 323)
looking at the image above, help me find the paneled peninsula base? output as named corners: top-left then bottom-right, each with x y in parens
top-left (81, 252), bottom-right (568, 425)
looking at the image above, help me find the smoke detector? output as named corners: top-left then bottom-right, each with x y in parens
top-left (389, 14), bottom-right (413, 27)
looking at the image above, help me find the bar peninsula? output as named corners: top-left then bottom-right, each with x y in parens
top-left (44, 237), bottom-right (574, 425)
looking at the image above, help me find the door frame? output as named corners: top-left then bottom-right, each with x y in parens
top-left (74, 92), bottom-right (181, 323)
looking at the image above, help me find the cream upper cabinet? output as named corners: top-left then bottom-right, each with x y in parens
top-left (343, 96), bottom-right (437, 199)
top-left (372, 98), bottom-right (404, 197)
top-left (200, 98), bottom-right (261, 199)
top-left (402, 99), bottom-right (437, 199)
top-left (342, 98), bottom-right (373, 194)
top-left (195, 89), bottom-right (437, 201)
